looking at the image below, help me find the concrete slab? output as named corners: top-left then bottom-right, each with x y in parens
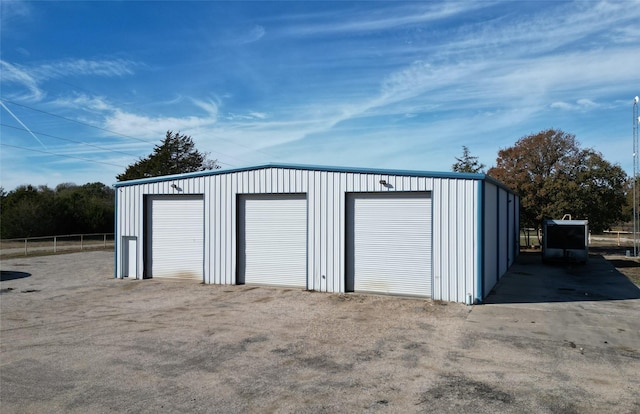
top-left (467, 253), bottom-right (640, 350)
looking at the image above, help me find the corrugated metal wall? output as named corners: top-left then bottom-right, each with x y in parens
top-left (431, 178), bottom-right (478, 302)
top-left (498, 188), bottom-right (508, 278)
top-left (483, 183), bottom-right (498, 296)
top-left (481, 182), bottom-right (520, 299)
top-left (115, 166), bottom-right (515, 303)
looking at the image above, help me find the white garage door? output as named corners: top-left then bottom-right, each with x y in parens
top-left (238, 194), bottom-right (307, 287)
top-left (346, 192), bottom-right (432, 297)
top-left (147, 195), bottom-right (204, 280)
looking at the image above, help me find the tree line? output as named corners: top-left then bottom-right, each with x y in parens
top-left (0, 129), bottom-right (632, 238)
top-left (1, 131), bottom-right (216, 239)
top-left (0, 183), bottom-right (115, 239)
top-left (453, 129), bottom-right (629, 233)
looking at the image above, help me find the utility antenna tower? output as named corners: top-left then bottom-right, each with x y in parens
top-left (634, 96), bottom-right (639, 256)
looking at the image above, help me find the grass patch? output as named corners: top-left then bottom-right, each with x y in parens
top-left (0, 245), bottom-right (114, 260)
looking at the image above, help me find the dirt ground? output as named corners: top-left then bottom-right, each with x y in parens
top-left (593, 245), bottom-right (640, 287)
top-left (1, 250), bottom-right (639, 413)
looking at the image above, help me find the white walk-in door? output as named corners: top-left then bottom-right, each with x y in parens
top-left (346, 192), bottom-right (432, 297)
top-left (147, 195), bottom-right (204, 280)
top-left (238, 194), bottom-right (307, 287)
top-left (123, 237), bottom-right (138, 278)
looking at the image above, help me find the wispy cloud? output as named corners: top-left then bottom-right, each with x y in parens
top-left (550, 99), bottom-right (599, 111)
top-left (0, 60), bottom-right (44, 101)
top-left (51, 94), bottom-right (113, 112)
top-left (0, 58), bottom-right (138, 102)
top-left (279, 2), bottom-right (493, 37)
top-left (224, 111), bottom-right (268, 121)
top-left (103, 99), bottom-right (218, 140)
top-left (237, 25), bottom-right (266, 44)
top-left (2, 0), bottom-right (638, 190)
top-left (32, 58), bottom-right (138, 80)
top-left (249, 112), bottom-right (267, 119)
top-left (191, 98), bottom-right (219, 118)
top-left (0, 0), bottom-right (31, 28)
top-left (159, 1), bottom-right (640, 163)
top-left (429, 1), bottom-right (640, 60)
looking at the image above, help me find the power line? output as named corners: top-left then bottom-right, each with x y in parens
top-left (1, 123), bottom-right (140, 158)
top-left (0, 98), bottom-right (273, 166)
top-left (2, 122), bottom-right (243, 167)
top-left (2, 123), bottom-right (242, 169)
top-left (0, 143), bottom-right (126, 168)
top-left (0, 99), bottom-right (154, 144)
top-left (0, 100), bottom-right (47, 149)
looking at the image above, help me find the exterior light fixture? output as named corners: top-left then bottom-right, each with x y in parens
top-left (379, 180), bottom-right (387, 185)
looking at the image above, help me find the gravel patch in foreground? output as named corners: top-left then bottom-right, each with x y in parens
top-left (1, 251), bottom-right (639, 413)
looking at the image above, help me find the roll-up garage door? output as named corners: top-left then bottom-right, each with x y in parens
top-left (147, 195), bottom-right (204, 280)
top-left (346, 192), bottom-right (432, 297)
top-left (238, 194), bottom-right (307, 287)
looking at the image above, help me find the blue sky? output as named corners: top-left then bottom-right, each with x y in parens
top-left (1, 1), bottom-right (638, 190)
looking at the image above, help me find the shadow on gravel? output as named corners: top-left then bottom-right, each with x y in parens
top-left (483, 251), bottom-right (640, 304)
top-left (416, 374), bottom-right (516, 413)
top-left (0, 271), bottom-right (32, 282)
top-left (604, 259), bottom-right (639, 269)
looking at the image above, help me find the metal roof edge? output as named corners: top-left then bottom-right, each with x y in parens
top-left (112, 163), bottom-right (276, 187)
top-left (481, 174), bottom-right (517, 195)
top-left (262, 162), bottom-right (487, 180)
top-left (113, 162), bottom-right (513, 192)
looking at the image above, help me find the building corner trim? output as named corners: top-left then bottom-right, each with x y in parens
top-left (114, 187), bottom-right (119, 279)
top-left (476, 180), bottom-right (485, 303)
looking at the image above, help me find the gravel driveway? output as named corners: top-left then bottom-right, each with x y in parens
top-left (1, 251), bottom-right (639, 413)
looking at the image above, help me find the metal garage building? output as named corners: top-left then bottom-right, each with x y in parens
top-left (114, 163), bottom-right (519, 304)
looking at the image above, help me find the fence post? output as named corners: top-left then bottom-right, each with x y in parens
top-left (24, 239), bottom-right (27, 256)
top-left (104, 233), bottom-right (107, 248)
top-left (54, 236), bottom-right (57, 253)
top-left (80, 234), bottom-right (84, 250)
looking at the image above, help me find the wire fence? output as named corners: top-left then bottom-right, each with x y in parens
top-left (0, 233), bottom-right (114, 258)
top-left (520, 228), bottom-right (632, 250)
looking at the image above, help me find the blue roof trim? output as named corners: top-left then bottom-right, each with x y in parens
top-left (113, 162), bottom-right (515, 193)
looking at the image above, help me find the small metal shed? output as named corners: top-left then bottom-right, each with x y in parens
top-left (114, 163), bottom-right (519, 304)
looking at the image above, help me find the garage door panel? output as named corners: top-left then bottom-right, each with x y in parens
top-left (347, 192), bottom-right (431, 297)
top-left (239, 194), bottom-right (307, 287)
top-left (148, 195), bottom-right (204, 280)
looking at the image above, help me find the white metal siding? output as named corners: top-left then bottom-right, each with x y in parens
top-left (113, 166), bottom-right (516, 303)
top-left (431, 179), bottom-right (478, 303)
top-left (515, 196), bottom-right (520, 256)
top-left (498, 189), bottom-right (508, 277)
top-left (508, 192), bottom-right (516, 267)
top-left (484, 183), bottom-right (498, 296)
top-left (148, 195), bottom-right (204, 280)
top-left (347, 192), bottom-right (432, 297)
top-left (238, 194), bottom-right (307, 287)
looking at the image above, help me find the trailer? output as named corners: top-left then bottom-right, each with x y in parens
top-left (542, 219), bottom-right (589, 264)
